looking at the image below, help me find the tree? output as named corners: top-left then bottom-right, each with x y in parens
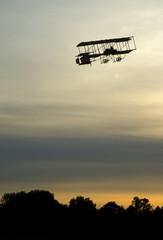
top-left (68, 196), bottom-right (96, 237)
top-left (0, 191), bottom-right (26, 210)
top-left (69, 196), bottom-right (96, 213)
top-left (127, 196), bottom-right (152, 215)
top-left (0, 190), bottom-right (62, 238)
top-left (100, 201), bottom-right (124, 216)
top-left (0, 190), bottom-right (59, 211)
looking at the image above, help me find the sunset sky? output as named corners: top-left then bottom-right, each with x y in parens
top-left (1, 0), bottom-right (163, 208)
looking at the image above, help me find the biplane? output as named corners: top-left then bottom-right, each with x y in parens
top-left (75, 36), bottom-right (136, 65)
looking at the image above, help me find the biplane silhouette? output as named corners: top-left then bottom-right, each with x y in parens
top-left (76, 36), bottom-right (136, 65)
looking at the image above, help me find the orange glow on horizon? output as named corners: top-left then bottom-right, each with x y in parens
top-left (55, 192), bottom-right (163, 209)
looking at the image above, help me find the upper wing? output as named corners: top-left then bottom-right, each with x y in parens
top-left (77, 37), bottom-right (132, 47)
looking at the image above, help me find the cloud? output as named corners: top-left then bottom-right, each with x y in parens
top-left (0, 85), bottom-right (163, 138)
top-left (1, 136), bottom-right (163, 186)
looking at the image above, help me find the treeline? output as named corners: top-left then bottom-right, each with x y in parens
top-left (0, 190), bottom-right (163, 239)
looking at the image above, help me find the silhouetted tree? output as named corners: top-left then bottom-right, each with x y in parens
top-left (0, 190), bottom-right (57, 208)
top-left (0, 190), bottom-right (62, 238)
top-left (100, 201), bottom-right (124, 216)
top-left (1, 191), bottom-right (26, 208)
top-left (127, 196), bottom-right (152, 215)
top-left (68, 196), bottom-right (97, 237)
top-left (69, 195), bottom-right (96, 213)
top-left (154, 206), bottom-right (163, 216)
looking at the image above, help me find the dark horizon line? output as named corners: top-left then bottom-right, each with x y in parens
top-left (1, 189), bottom-right (163, 210)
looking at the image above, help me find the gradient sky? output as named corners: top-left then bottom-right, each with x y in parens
top-left (1, 0), bottom-right (163, 208)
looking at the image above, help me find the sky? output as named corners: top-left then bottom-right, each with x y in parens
top-left (1, 0), bottom-right (163, 208)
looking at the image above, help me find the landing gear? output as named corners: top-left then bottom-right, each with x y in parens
top-left (116, 57), bottom-right (122, 62)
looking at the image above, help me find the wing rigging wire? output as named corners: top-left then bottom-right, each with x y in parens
top-left (75, 36), bottom-right (136, 66)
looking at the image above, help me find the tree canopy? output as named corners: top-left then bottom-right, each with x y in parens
top-left (69, 195), bottom-right (96, 212)
top-left (0, 190), bottom-right (162, 239)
